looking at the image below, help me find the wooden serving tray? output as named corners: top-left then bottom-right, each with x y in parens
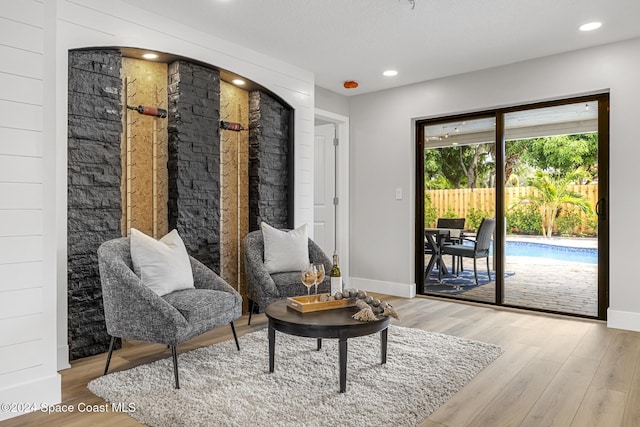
top-left (286, 294), bottom-right (356, 313)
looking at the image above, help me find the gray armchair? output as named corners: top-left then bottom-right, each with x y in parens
top-left (243, 229), bottom-right (331, 325)
top-left (97, 237), bottom-right (242, 389)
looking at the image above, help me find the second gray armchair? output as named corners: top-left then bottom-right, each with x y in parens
top-left (243, 229), bottom-right (332, 325)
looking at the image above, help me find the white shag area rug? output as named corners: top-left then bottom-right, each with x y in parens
top-left (88, 325), bottom-right (502, 427)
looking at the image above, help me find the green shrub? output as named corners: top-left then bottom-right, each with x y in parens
top-left (466, 207), bottom-right (493, 231)
top-left (505, 203), bottom-right (541, 235)
top-left (424, 193), bottom-right (438, 227)
top-left (555, 207), bottom-right (582, 236)
top-left (585, 215), bottom-right (598, 236)
top-left (555, 206), bottom-right (600, 237)
top-left (443, 207), bottom-right (458, 218)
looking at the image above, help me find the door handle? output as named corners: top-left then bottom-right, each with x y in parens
top-left (595, 198), bottom-right (606, 221)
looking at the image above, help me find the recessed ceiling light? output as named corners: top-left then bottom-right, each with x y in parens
top-left (579, 22), bottom-right (602, 32)
top-left (142, 53), bottom-right (159, 60)
top-left (232, 79), bottom-right (245, 86)
top-left (383, 70), bottom-right (398, 77)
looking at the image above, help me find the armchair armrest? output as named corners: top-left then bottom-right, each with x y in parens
top-left (242, 234), bottom-right (279, 302)
top-left (461, 230), bottom-right (476, 241)
top-left (309, 240), bottom-right (332, 272)
top-left (190, 256), bottom-right (238, 295)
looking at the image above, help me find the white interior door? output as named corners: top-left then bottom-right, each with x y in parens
top-left (313, 123), bottom-right (336, 256)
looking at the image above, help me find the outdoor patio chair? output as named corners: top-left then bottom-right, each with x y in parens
top-left (436, 217), bottom-right (466, 274)
top-left (436, 217), bottom-right (466, 244)
top-left (441, 218), bottom-right (496, 285)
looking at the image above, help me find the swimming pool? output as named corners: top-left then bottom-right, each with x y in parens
top-left (487, 240), bottom-right (597, 264)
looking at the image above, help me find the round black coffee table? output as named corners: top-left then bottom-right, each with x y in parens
top-left (264, 299), bottom-right (390, 393)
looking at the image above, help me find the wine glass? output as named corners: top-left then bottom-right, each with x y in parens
top-left (301, 264), bottom-right (317, 296)
top-left (314, 264), bottom-right (325, 295)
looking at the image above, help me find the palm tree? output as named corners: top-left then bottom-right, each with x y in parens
top-left (518, 168), bottom-right (594, 237)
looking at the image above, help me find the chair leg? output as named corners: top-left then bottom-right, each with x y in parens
top-left (103, 336), bottom-right (117, 376)
top-left (171, 345), bottom-right (180, 389)
top-left (473, 258), bottom-right (479, 285)
top-left (248, 300), bottom-right (254, 326)
top-left (486, 256), bottom-right (491, 281)
top-left (230, 321), bottom-right (240, 351)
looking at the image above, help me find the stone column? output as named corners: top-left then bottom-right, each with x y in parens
top-left (248, 91), bottom-right (292, 231)
top-left (67, 49), bottom-right (123, 359)
top-left (167, 61), bottom-right (221, 271)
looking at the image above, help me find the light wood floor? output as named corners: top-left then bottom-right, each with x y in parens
top-left (3, 295), bottom-right (640, 427)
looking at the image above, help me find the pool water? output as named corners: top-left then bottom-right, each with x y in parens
top-left (486, 241), bottom-right (597, 264)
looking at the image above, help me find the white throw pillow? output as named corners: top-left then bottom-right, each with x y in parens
top-left (130, 228), bottom-right (195, 296)
top-left (261, 222), bottom-right (310, 274)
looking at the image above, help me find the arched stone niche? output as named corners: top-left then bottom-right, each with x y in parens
top-left (66, 48), bottom-right (293, 359)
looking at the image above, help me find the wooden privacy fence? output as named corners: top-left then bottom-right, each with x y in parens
top-left (425, 184), bottom-right (599, 234)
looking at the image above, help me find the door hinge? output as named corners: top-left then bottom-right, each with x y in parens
top-left (333, 137), bottom-right (339, 147)
top-left (333, 197), bottom-right (339, 206)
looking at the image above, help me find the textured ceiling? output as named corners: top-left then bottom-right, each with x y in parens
top-left (126, 0), bottom-right (640, 96)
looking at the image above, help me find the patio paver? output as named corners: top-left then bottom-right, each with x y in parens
top-left (424, 237), bottom-right (599, 317)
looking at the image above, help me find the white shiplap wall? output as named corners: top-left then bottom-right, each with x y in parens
top-left (1, 0), bottom-right (316, 418)
top-left (0, 0), bottom-right (61, 421)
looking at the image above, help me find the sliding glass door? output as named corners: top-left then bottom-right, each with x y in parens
top-left (419, 116), bottom-right (497, 304)
top-left (416, 94), bottom-right (609, 319)
top-left (502, 101), bottom-right (601, 316)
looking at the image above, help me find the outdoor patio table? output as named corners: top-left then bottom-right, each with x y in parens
top-left (424, 228), bottom-right (459, 281)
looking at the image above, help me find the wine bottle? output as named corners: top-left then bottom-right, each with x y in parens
top-left (330, 250), bottom-right (342, 294)
top-left (220, 120), bottom-right (245, 131)
top-left (127, 105), bottom-right (167, 118)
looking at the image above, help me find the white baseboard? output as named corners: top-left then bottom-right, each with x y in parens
top-left (57, 345), bottom-right (70, 371)
top-left (348, 277), bottom-right (416, 298)
top-left (607, 309), bottom-right (640, 332)
top-left (0, 374), bottom-right (61, 421)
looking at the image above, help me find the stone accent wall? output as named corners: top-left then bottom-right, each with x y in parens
top-left (66, 53), bottom-right (294, 360)
top-left (167, 61), bottom-right (221, 271)
top-left (248, 91), bottom-right (292, 231)
top-left (67, 49), bottom-right (123, 359)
